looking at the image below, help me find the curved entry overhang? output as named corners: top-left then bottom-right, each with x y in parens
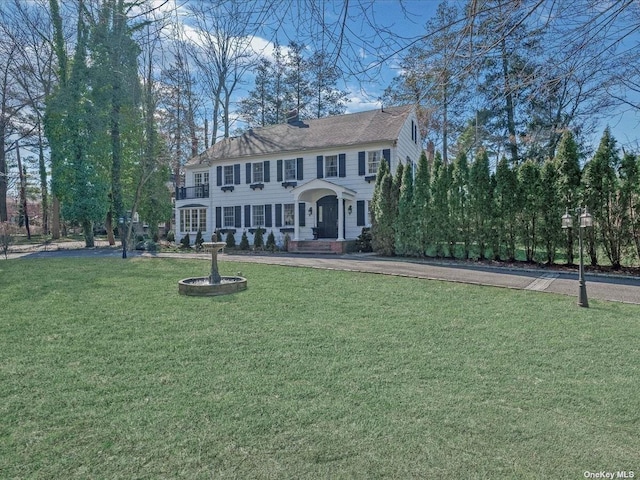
top-left (291, 178), bottom-right (356, 203)
top-left (290, 179), bottom-right (357, 241)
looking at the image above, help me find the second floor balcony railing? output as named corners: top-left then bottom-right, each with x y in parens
top-left (176, 184), bottom-right (209, 200)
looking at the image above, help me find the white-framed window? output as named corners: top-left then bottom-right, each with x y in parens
top-left (223, 206), bottom-right (235, 227)
top-left (252, 205), bottom-right (265, 226)
top-left (224, 165), bottom-right (234, 185)
top-left (194, 171), bottom-right (209, 186)
top-left (180, 208), bottom-right (206, 233)
top-left (368, 150), bottom-right (381, 175)
top-left (252, 163), bottom-right (264, 183)
top-left (325, 155), bottom-right (338, 177)
top-left (284, 203), bottom-right (295, 226)
top-left (284, 159), bottom-right (297, 180)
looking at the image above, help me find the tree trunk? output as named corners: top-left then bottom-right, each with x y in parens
top-left (16, 143), bottom-right (31, 239)
top-left (82, 219), bottom-right (94, 247)
top-left (0, 120), bottom-right (7, 222)
top-left (106, 210), bottom-right (115, 245)
top-left (37, 125), bottom-right (49, 235)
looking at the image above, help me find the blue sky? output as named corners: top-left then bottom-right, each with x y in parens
top-left (168, 0), bottom-right (638, 152)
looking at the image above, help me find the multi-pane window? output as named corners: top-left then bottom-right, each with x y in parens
top-left (325, 155), bottom-right (338, 177)
top-left (224, 165), bottom-right (234, 185)
top-left (284, 203), bottom-right (295, 226)
top-left (368, 150), bottom-right (381, 175)
top-left (284, 159), bottom-right (297, 180)
top-left (194, 171), bottom-right (209, 186)
top-left (252, 205), bottom-right (265, 226)
top-left (180, 208), bottom-right (206, 233)
top-left (252, 163), bottom-right (264, 183)
top-left (223, 206), bottom-right (235, 227)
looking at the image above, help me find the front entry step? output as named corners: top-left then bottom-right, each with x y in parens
top-left (288, 240), bottom-right (347, 254)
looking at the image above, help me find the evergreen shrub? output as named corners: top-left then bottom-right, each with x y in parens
top-left (225, 231), bottom-right (236, 248)
top-left (239, 231), bottom-right (250, 250)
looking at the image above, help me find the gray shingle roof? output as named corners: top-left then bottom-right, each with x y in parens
top-left (187, 104), bottom-right (414, 166)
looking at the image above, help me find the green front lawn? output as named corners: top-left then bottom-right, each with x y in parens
top-left (0, 257), bottom-right (638, 478)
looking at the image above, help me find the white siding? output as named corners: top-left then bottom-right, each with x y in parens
top-left (175, 110), bottom-right (421, 244)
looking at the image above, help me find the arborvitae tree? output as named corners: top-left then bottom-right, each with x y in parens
top-left (225, 231), bottom-right (236, 248)
top-left (539, 158), bottom-right (562, 264)
top-left (239, 231), bottom-right (250, 250)
top-left (620, 152), bottom-right (640, 260)
top-left (518, 160), bottom-right (542, 262)
top-left (555, 130), bottom-right (582, 264)
top-left (392, 162), bottom-right (404, 221)
top-left (413, 151), bottom-right (432, 256)
top-left (195, 229), bottom-right (204, 250)
top-left (431, 152), bottom-right (450, 257)
top-left (266, 231), bottom-right (276, 252)
top-left (180, 233), bottom-right (190, 249)
top-left (450, 152), bottom-right (470, 259)
top-left (583, 128), bottom-right (624, 268)
top-left (253, 227), bottom-right (264, 250)
top-left (371, 159), bottom-right (395, 255)
top-left (468, 149), bottom-right (493, 259)
top-left (493, 156), bottom-right (519, 261)
top-left (395, 162), bottom-right (417, 256)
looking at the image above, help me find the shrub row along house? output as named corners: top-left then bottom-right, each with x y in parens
top-left (175, 105), bottom-right (421, 253)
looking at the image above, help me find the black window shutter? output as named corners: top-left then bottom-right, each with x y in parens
top-left (277, 160), bottom-right (283, 182)
top-left (358, 151), bottom-right (365, 176)
top-left (217, 166), bottom-right (222, 186)
top-left (383, 149), bottom-right (391, 164)
top-left (316, 156), bottom-right (324, 179)
top-left (244, 205), bottom-right (251, 227)
top-left (275, 204), bottom-right (282, 227)
top-left (339, 153), bottom-right (346, 177)
top-left (298, 202), bottom-right (306, 227)
top-left (234, 206), bottom-right (242, 228)
top-left (263, 161), bottom-right (270, 182)
top-left (216, 207), bottom-right (222, 228)
top-left (246, 163), bottom-right (252, 184)
top-left (356, 200), bottom-right (365, 226)
top-left (296, 157), bottom-right (303, 180)
top-left (264, 204), bottom-right (272, 227)
top-left (411, 120), bottom-right (414, 141)
top-left (234, 163), bottom-right (241, 185)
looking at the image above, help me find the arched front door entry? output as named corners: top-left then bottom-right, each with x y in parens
top-left (316, 195), bottom-right (338, 239)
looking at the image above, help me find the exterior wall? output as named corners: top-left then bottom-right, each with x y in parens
top-left (175, 111), bottom-right (422, 246)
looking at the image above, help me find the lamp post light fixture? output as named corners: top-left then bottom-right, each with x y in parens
top-left (561, 206), bottom-right (593, 307)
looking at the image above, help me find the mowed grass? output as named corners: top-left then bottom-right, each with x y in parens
top-left (0, 257), bottom-right (638, 479)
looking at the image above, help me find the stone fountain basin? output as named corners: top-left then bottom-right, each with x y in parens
top-left (178, 276), bottom-right (247, 296)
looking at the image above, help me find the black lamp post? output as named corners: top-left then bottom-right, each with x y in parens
top-left (118, 215), bottom-right (128, 259)
top-left (561, 207), bottom-right (593, 307)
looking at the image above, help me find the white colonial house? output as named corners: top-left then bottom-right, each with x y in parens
top-left (175, 104), bottom-right (421, 253)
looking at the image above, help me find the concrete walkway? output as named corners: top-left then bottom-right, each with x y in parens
top-left (5, 242), bottom-right (640, 305)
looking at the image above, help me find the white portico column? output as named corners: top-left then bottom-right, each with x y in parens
top-left (293, 192), bottom-right (300, 241)
top-left (337, 195), bottom-right (345, 241)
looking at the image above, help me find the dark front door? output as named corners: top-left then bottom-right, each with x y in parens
top-left (316, 195), bottom-right (338, 239)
